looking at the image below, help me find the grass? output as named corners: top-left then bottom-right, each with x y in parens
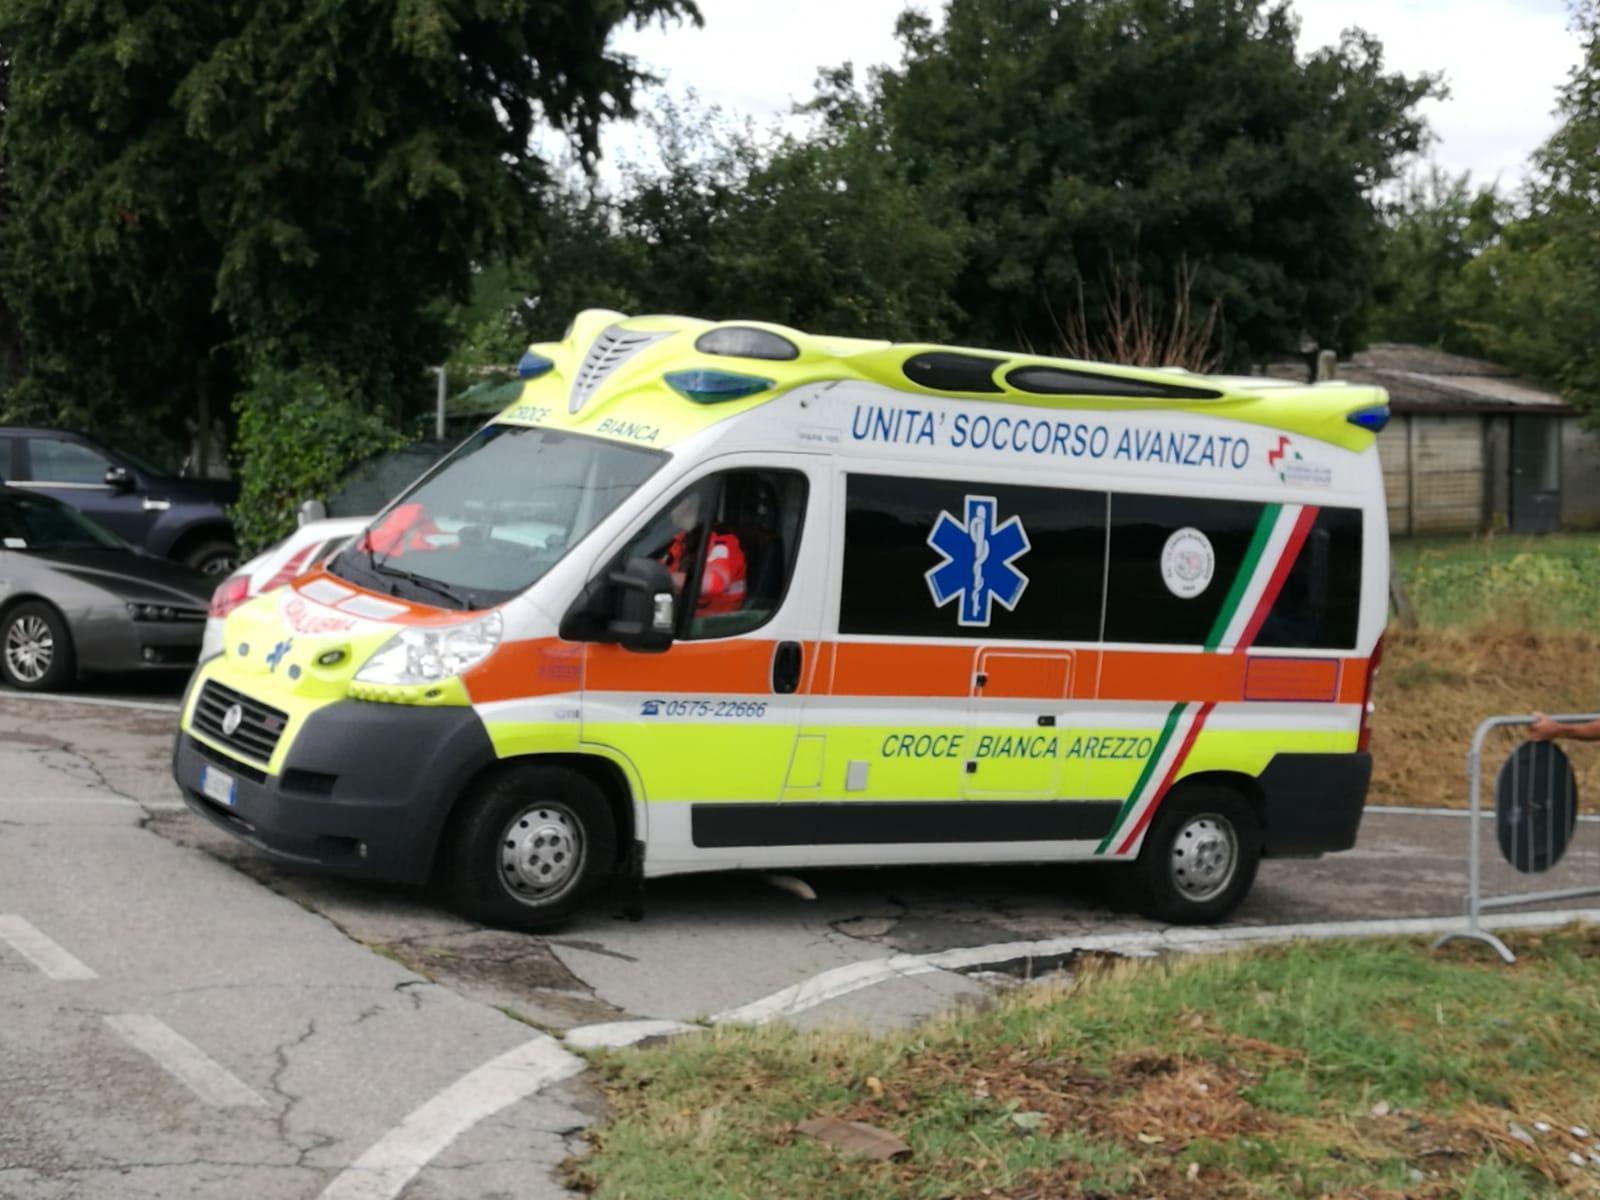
top-left (1373, 532), bottom-right (1600, 806)
top-left (1392, 531), bottom-right (1600, 630)
top-left (568, 927), bottom-right (1600, 1199)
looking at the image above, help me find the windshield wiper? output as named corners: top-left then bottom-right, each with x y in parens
top-left (366, 558), bottom-right (470, 610)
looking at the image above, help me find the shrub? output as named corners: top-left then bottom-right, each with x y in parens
top-left (230, 363), bottom-right (403, 553)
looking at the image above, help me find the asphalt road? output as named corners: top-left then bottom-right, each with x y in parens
top-left (4, 683), bottom-right (1599, 1197)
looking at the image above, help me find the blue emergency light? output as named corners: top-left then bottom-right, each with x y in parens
top-left (663, 369), bottom-right (773, 404)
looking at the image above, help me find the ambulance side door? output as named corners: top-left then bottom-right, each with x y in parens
top-left (579, 456), bottom-right (825, 811)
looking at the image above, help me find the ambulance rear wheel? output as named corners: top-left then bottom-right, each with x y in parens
top-left (443, 765), bottom-right (616, 929)
top-left (1129, 788), bottom-right (1260, 925)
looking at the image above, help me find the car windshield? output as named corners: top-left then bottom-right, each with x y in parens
top-left (328, 426), bottom-right (666, 609)
top-left (0, 492), bottom-right (127, 552)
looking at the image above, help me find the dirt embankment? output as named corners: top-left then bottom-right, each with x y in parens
top-left (1370, 627), bottom-right (1600, 807)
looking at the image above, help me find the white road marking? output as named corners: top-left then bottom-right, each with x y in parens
top-left (564, 1019), bottom-right (703, 1051)
top-left (318, 1035), bottom-right (584, 1200)
top-left (2, 692), bottom-right (181, 713)
top-left (709, 907), bottom-right (1600, 1026)
top-left (0, 915), bottom-right (98, 980)
top-left (104, 1014), bottom-right (269, 1109)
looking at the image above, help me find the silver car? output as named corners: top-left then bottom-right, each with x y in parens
top-left (0, 486), bottom-right (209, 691)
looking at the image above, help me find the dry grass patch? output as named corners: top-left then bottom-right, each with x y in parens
top-left (1371, 626), bottom-right (1600, 807)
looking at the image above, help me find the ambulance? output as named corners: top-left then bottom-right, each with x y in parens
top-left (172, 310), bottom-right (1389, 928)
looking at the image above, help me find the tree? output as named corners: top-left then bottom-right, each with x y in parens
top-left (817, 0), bottom-right (1441, 365)
top-left (454, 95), bottom-right (968, 361)
top-left (1517, 0), bottom-right (1600, 408)
top-left (1368, 166), bottom-right (1508, 355)
top-left (0, 0), bottom-right (699, 470)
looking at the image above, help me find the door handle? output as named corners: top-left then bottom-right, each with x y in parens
top-left (772, 641), bottom-right (803, 694)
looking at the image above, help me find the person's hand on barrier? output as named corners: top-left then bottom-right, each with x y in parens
top-left (1528, 712), bottom-right (1561, 741)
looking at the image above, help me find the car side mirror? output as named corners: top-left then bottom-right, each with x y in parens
top-left (558, 556), bottom-right (678, 652)
top-left (104, 466), bottom-right (134, 493)
top-left (606, 557), bottom-right (676, 653)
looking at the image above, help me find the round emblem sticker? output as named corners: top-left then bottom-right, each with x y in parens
top-left (1161, 528), bottom-right (1215, 599)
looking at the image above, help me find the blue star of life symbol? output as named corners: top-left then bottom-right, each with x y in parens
top-left (266, 638), bottom-right (293, 672)
top-left (925, 495), bottom-right (1031, 627)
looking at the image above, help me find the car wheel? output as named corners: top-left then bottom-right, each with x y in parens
top-left (1127, 786), bottom-right (1261, 925)
top-left (1, 601), bottom-right (76, 692)
top-left (442, 765), bottom-right (616, 930)
top-left (184, 541), bottom-right (239, 576)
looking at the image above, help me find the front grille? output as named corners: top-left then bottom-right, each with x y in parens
top-left (192, 680), bottom-right (289, 766)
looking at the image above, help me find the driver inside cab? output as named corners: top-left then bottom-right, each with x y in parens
top-left (656, 491), bottom-right (746, 615)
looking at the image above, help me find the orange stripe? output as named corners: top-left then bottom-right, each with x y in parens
top-left (585, 639), bottom-right (777, 695)
top-left (830, 642), bottom-right (973, 697)
top-left (459, 634), bottom-right (1370, 706)
top-left (464, 637), bottom-right (581, 704)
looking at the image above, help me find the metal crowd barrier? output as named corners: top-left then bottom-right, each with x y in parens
top-left (1432, 713), bottom-right (1600, 964)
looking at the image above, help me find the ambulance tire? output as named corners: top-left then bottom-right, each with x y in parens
top-left (443, 765), bottom-right (616, 930)
top-left (1129, 788), bottom-right (1261, 925)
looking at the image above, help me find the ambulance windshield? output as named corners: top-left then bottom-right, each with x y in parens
top-left (327, 425), bottom-right (665, 609)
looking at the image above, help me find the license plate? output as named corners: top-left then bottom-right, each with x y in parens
top-left (200, 764), bottom-right (237, 807)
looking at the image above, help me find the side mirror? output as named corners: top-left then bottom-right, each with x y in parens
top-left (296, 498), bottom-right (328, 527)
top-left (104, 466), bottom-right (134, 493)
top-left (606, 557), bottom-right (676, 653)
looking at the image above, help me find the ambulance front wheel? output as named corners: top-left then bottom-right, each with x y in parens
top-left (1128, 788), bottom-right (1261, 925)
top-left (442, 765), bottom-right (616, 929)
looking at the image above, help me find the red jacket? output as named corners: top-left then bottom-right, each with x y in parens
top-left (664, 529), bottom-right (747, 614)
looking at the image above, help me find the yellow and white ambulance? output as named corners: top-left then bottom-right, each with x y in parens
top-left (173, 310), bottom-right (1389, 926)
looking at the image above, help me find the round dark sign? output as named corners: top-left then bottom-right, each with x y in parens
top-left (1495, 740), bottom-right (1578, 874)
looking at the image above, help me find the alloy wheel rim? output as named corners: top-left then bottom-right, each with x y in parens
top-left (5, 616), bottom-right (54, 684)
top-left (499, 804), bottom-right (584, 905)
top-left (1168, 814), bottom-right (1238, 902)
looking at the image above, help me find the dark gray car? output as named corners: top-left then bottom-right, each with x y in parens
top-left (0, 487), bottom-right (209, 690)
top-left (0, 427), bottom-right (239, 575)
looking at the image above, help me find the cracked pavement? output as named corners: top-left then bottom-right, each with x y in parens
top-left (6, 686), bottom-right (1597, 1195)
top-left (0, 694), bottom-right (593, 1200)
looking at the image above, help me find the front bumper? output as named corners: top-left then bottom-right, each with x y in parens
top-left (172, 699), bottom-right (497, 884)
top-left (76, 611), bottom-right (204, 674)
top-left (1257, 751), bottom-right (1372, 856)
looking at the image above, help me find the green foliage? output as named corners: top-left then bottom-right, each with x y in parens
top-left (815, 0), bottom-right (1440, 364)
top-left (1370, 166), bottom-right (1509, 354)
top-left (1395, 533), bottom-right (1600, 629)
top-left (1372, 6), bottom-right (1600, 412)
top-left (230, 363), bottom-right (402, 553)
top-left (459, 97), bottom-right (968, 357)
top-left (0, 0), bottom-right (698, 460)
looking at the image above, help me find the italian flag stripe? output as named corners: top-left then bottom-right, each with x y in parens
top-left (1095, 701), bottom-right (1186, 854)
top-left (1114, 701), bottom-right (1217, 855)
top-left (1203, 503), bottom-right (1280, 651)
top-left (1095, 503), bottom-right (1321, 855)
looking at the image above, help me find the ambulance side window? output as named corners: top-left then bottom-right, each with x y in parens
top-left (1255, 507), bottom-right (1363, 650)
top-left (839, 474), bottom-right (1106, 641)
top-left (617, 469), bottom-right (808, 641)
top-left (1103, 493), bottom-right (1266, 645)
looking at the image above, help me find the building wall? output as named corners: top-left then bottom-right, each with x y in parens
top-left (1417, 414), bottom-right (1486, 533)
top-left (1560, 417), bottom-right (1600, 529)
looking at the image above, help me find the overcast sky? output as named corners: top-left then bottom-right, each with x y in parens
top-left (605, 0), bottom-right (1584, 191)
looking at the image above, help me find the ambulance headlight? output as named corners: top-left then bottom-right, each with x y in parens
top-left (354, 611), bottom-right (503, 685)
